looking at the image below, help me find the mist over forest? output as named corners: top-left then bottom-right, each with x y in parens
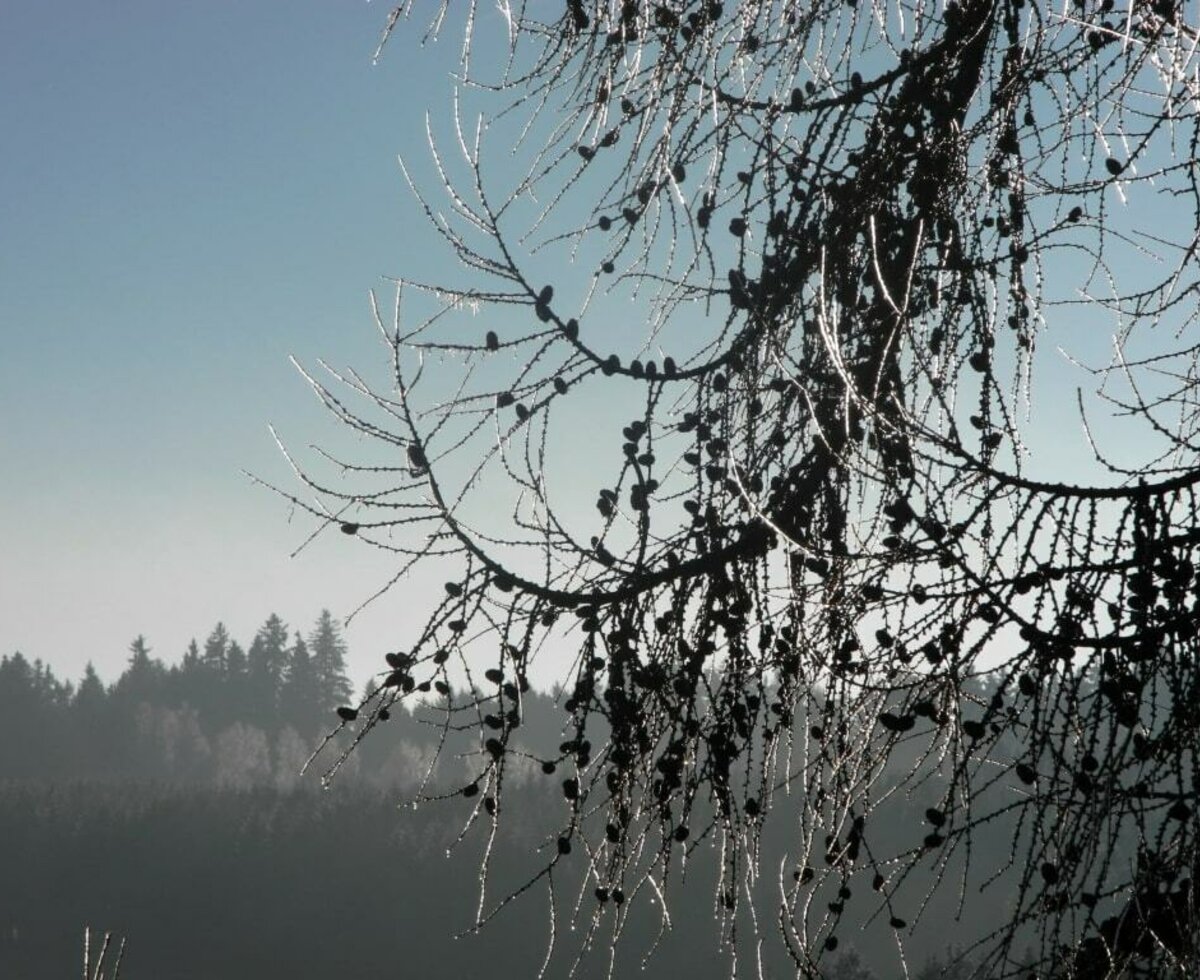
top-left (0, 613), bottom-right (1120, 979)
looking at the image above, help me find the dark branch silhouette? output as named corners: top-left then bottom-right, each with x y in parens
top-left (267, 2), bottom-right (1200, 976)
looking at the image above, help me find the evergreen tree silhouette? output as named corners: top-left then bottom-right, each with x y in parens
top-left (280, 633), bottom-right (321, 738)
top-left (197, 623), bottom-right (232, 727)
top-left (107, 635), bottom-right (168, 773)
top-left (0, 653), bottom-right (68, 776)
top-left (71, 662), bottom-right (111, 774)
top-left (247, 614), bottom-right (289, 728)
top-left (1, 653), bottom-right (36, 711)
top-left (223, 639), bottom-right (253, 725)
top-left (226, 640), bottom-right (247, 679)
top-left (202, 623), bottom-right (229, 672)
top-left (74, 662), bottom-right (107, 716)
top-left (307, 610), bottom-right (352, 715)
top-left (172, 638), bottom-right (204, 710)
top-left (111, 635), bottom-right (163, 707)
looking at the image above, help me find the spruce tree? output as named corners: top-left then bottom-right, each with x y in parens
top-left (223, 639), bottom-right (252, 724)
top-left (247, 614), bottom-right (289, 728)
top-left (308, 610), bottom-right (353, 714)
top-left (225, 640), bottom-right (247, 679)
top-left (280, 633), bottom-right (321, 738)
top-left (74, 662), bottom-right (107, 714)
top-left (202, 622), bottom-right (230, 674)
top-left (171, 639), bottom-right (204, 711)
top-left (71, 662), bottom-right (111, 774)
top-left (0, 654), bottom-right (43, 776)
top-left (112, 635), bottom-right (163, 706)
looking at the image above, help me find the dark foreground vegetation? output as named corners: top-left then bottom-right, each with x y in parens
top-left (2, 776), bottom-right (1007, 980)
top-left (0, 630), bottom-right (1143, 979)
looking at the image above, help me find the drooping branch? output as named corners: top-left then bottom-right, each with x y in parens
top-left (269, 3), bottom-right (1200, 977)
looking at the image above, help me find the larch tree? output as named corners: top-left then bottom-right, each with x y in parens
top-left (264, 2), bottom-right (1200, 977)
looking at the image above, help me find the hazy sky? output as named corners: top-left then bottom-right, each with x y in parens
top-left (2, 3), bottom-right (1171, 690)
top-left (1, 2), bottom-right (474, 685)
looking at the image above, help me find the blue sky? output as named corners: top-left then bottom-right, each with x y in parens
top-left (0, 2), bottom-right (466, 684)
top-left (2, 3), bottom-right (1177, 690)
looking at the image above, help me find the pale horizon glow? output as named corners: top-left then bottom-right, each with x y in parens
top-left (0, 3), bottom-right (471, 687)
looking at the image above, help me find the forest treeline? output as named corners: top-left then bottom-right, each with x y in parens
top-left (1, 611), bottom-right (357, 786)
top-left (0, 626), bottom-right (1126, 978)
top-left (0, 611), bottom-right (570, 788)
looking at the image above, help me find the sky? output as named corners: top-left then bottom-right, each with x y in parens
top-left (2, 3), bottom-right (1180, 690)
top-left (0, 2), bottom-right (474, 685)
